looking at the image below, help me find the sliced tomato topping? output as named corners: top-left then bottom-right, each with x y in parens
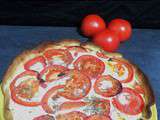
top-left (89, 99), bottom-right (110, 116)
top-left (86, 114), bottom-right (111, 120)
top-left (134, 74), bottom-right (145, 94)
top-left (96, 51), bottom-right (121, 59)
top-left (74, 55), bottom-right (105, 78)
top-left (41, 85), bottom-right (64, 113)
top-left (16, 79), bottom-right (39, 99)
top-left (96, 51), bottom-right (109, 59)
top-left (10, 71), bottom-right (40, 106)
top-left (94, 75), bottom-right (122, 97)
top-left (112, 87), bottom-right (144, 115)
top-left (44, 49), bottom-right (73, 66)
top-left (33, 114), bottom-right (55, 120)
top-left (67, 46), bottom-right (87, 57)
top-left (58, 70), bottom-right (91, 100)
top-left (24, 56), bottom-right (46, 73)
top-left (59, 101), bottom-right (87, 111)
top-left (134, 85), bottom-right (145, 94)
top-left (56, 111), bottom-right (87, 120)
top-left (108, 58), bottom-right (134, 83)
top-left (40, 65), bottom-right (68, 82)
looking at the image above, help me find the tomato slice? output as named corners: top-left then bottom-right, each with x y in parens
top-left (56, 111), bottom-right (86, 120)
top-left (16, 79), bottom-right (39, 99)
top-left (41, 85), bottom-right (64, 113)
top-left (59, 101), bottom-right (87, 111)
top-left (58, 70), bottom-right (91, 100)
top-left (108, 58), bottom-right (133, 83)
top-left (90, 99), bottom-right (110, 116)
top-left (134, 84), bottom-right (145, 94)
top-left (96, 51), bottom-right (121, 59)
top-left (86, 114), bottom-right (111, 120)
top-left (134, 74), bottom-right (145, 94)
top-left (10, 71), bottom-right (40, 106)
top-left (40, 65), bottom-right (68, 82)
top-left (44, 49), bottom-right (73, 66)
top-left (33, 114), bottom-right (55, 120)
top-left (96, 51), bottom-right (109, 59)
top-left (74, 55), bottom-right (105, 78)
top-left (24, 56), bottom-right (46, 73)
top-left (94, 75), bottom-right (122, 97)
top-left (112, 87), bottom-right (144, 115)
top-left (67, 46), bottom-right (87, 57)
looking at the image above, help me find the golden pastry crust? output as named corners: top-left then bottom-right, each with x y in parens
top-left (1, 39), bottom-right (155, 120)
top-left (133, 65), bottom-right (155, 118)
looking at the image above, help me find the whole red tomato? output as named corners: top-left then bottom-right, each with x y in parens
top-left (108, 19), bottom-right (132, 42)
top-left (81, 14), bottom-right (106, 37)
top-left (93, 29), bottom-right (120, 52)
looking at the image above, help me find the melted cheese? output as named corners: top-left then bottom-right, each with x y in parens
top-left (108, 64), bottom-right (129, 81)
top-left (29, 62), bottom-right (44, 73)
top-left (51, 57), bottom-right (66, 66)
top-left (117, 92), bottom-right (131, 105)
top-left (99, 80), bottom-right (113, 90)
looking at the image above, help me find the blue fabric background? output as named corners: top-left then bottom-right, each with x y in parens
top-left (0, 26), bottom-right (159, 118)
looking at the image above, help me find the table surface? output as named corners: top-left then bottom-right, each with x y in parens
top-left (0, 26), bottom-right (159, 118)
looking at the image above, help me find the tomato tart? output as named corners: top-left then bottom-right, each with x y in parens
top-left (1, 39), bottom-right (156, 120)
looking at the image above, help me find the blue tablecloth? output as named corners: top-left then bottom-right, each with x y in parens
top-left (0, 26), bottom-right (159, 118)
